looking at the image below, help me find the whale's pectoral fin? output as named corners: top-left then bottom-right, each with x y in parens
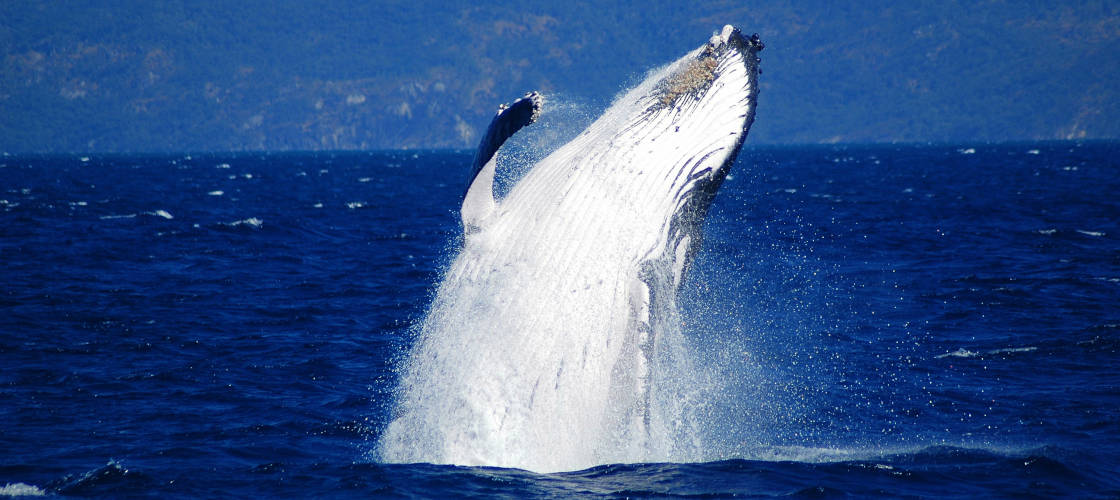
top-left (462, 92), bottom-right (542, 235)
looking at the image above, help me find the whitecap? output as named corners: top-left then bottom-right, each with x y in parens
top-left (744, 445), bottom-right (873, 463)
top-left (937, 346), bottom-right (1037, 359)
top-left (358, 177), bottom-right (372, 183)
top-left (988, 346), bottom-right (1037, 355)
top-left (80, 156), bottom-right (90, 162)
top-left (217, 163), bottom-right (231, 169)
top-left (1027, 149), bottom-right (1040, 155)
top-left (227, 217), bottom-right (263, 228)
top-left (958, 148), bottom-right (976, 154)
top-left (1036, 229), bottom-right (1057, 235)
top-left (208, 190), bottom-right (224, 196)
top-left (347, 202), bottom-right (364, 209)
top-left (782, 188), bottom-right (797, 194)
top-left (1077, 230), bottom-right (1105, 237)
top-left (147, 210), bottom-right (173, 219)
top-left (935, 348), bottom-right (980, 359)
top-left (0, 482), bottom-right (45, 496)
top-left (100, 213), bottom-right (137, 220)
top-left (242, 173), bottom-right (253, 179)
top-left (313, 203), bottom-right (323, 208)
top-left (1062, 165), bottom-right (1079, 171)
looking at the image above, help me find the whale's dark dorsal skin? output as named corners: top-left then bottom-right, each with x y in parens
top-left (383, 25), bottom-right (763, 473)
top-left (462, 92), bottom-right (542, 235)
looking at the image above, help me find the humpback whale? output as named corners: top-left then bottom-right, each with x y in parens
top-left (380, 25), bottom-right (763, 473)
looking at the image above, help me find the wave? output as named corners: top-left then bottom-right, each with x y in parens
top-left (23, 445), bottom-right (1108, 498)
top-left (364, 445), bottom-right (1114, 498)
top-left (934, 346), bottom-right (1037, 359)
top-left (99, 210), bottom-right (173, 220)
top-left (224, 217), bottom-right (263, 229)
top-left (0, 483), bottom-right (45, 497)
top-left (38, 460), bottom-right (153, 497)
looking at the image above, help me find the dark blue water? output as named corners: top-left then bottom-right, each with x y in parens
top-left (2, 143), bottom-right (1118, 498)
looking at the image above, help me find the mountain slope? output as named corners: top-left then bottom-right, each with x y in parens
top-left (1, 1), bottom-right (1116, 152)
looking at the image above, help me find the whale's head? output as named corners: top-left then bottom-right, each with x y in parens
top-left (622, 24), bottom-right (761, 284)
top-left (637, 25), bottom-right (763, 191)
top-left (476, 25), bottom-right (763, 288)
top-left (539, 25), bottom-right (761, 201)
top-left (609, 25), bottom-right (762, 282)
top-left (460, 25), bottom-right (762, 284)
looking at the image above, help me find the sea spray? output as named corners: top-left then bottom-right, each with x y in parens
top-left (378, 256), bottom-right (709, 471)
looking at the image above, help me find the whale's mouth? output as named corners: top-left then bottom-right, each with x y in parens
top-left (653, 25), bottom-right (763, 109)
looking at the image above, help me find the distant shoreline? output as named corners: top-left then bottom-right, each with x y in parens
top-left (3, 139), bottom-right (1118, 158)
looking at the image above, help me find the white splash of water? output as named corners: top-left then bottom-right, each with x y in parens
top-left (0, 483), bottom-right (45, 497)
top-left (378, 245), bottom-right (711, 472)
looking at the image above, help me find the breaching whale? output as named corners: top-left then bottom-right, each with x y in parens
top-left (380, 25), bottom-right (763, 473)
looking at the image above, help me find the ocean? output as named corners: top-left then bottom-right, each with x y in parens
top-left (2, 143), bottom-right (1118, 498)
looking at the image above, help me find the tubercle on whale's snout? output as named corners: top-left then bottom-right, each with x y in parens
top-left (749, 33), bottom-right (764, 52)
top-left (706, 25), bottom-right (763, 56)
top-left (720, 27), bottom-right (762, 76)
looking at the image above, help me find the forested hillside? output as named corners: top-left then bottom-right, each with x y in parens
top-left (2, 1), bottom-right (1116, 152)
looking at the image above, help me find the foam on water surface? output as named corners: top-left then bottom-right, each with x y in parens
top-left (0, 483), bottom-right (45, 497)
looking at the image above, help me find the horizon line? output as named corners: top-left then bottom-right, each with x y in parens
top-left (4, 139), bottom-right (1118, 157)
